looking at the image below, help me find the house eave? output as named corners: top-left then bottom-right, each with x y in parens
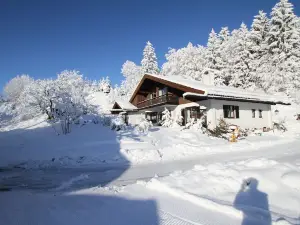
top-left (207, 95), bottom-right (290, 105)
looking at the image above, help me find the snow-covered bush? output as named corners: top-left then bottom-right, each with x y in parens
top-left (183, 118), bottom-right (196, 130)
top-left (111, 115), bottom-right (126, 131)
top-left (173, 110), bottom-right (183, 127)
top-left (190, 116), bottom-right (207, 131)
top-left (135, 118), bottom-right (153, 134)
top-left (161, 108), bottom-right (173, 127)
top-left (208, 118), bottom-right (230, 138)
top-left (99, 115), bottom-right (113, 127)
top-left (273, 119), bottom-right (287, 132)
top-left (4, 74), bottom-right (34, 101)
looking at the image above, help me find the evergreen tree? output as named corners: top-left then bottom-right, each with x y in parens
top-left (229, 23), bottom-right (256, 89)
top-left (249, 11), bottom-right (270, 59)
top-left (161, 108), bottom-right (173, 127)
top-left (248, 11), bottom-right (270, 90)
top-left (266, 0), bottom-right (300, 92)
top-left (218, 27), bottom-right (232, 85)
top-left (141, 41), bottom-right (159, 74)
top-left (204, 29), bottom-right (223, 85)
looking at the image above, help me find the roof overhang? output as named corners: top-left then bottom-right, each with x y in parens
top-left (129, 74), bottom-right (291, 105)
top-left (111, 101), bottom-right (138, 112)
top-left (207, 95), bottom-right (290, 105)
top-left (129, 74), bottom-right (206, 103)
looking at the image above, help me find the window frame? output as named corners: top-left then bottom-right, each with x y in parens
top-left (252, 109), bottom-right (256, 118)
top-left (223, 105), bottom-right (239, 119)
top-left (259, 109), bottom-right (263, 118)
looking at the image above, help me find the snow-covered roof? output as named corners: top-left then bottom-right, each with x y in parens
top-left (143, 73), bottom-right (290, 105)
top-left (114, 99), bottom-right (137, 110)
top-left (174, 102), bottom-right (200, 111)
top-left (183, 92), bottom-right (208, 98)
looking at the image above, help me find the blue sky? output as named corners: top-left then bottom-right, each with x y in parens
top-left (0, 0), bottom-right (299, 91)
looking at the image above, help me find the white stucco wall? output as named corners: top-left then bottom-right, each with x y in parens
top-left (199, 99), bottom-right (272, 129)
top-left (127, 111), bottom-right (144, 125)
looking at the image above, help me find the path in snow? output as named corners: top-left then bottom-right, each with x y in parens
top-left (1, 139), bottom-right (299, 191)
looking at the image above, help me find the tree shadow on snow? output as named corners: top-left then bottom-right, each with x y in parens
top-left (0, 123), bottom-right (133, 190)
top-left (1, 191), bottom-right (159, 225)
top-left (0, 123), bottom-right (160, 224)
top-left (234, 178), bottom-right (271, 225)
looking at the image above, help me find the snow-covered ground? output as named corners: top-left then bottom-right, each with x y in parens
top-left (1, 101), bottom-right (300, 225)
top-left (0, 113), bottom-right (298, 169)
top-left (1, 154), bottom-right (300, 225)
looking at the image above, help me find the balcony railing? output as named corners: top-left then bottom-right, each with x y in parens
top-left (137, 94), bottom-right (179, 109)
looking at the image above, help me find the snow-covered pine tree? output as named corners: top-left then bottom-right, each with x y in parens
top-left (249, 11), bottom-right (270, 58)
top-left (161, 43), bottom-right (205, 80)
top-left (229, 23), bottom-right (256, 89)
top-left (141, 41), bottom-right (159, 74)
top-left (204, 29), bottom-right (223, 86)
top-left (248, 11), bottom-right (270, 90)
top-left (266, 0), bottom-right (300, 93)
top-left (161, 107), bottom-right (173, 127)
top-left (218, 27), bottom-right (232, 86)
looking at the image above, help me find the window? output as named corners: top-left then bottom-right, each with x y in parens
top-left (146, 112), bottom-right (157, 123)
top-left (259, 109), bottom-right (262, 118)
top-left (190, 107), bottom-right (201, 119)
top-left (158, 89), bottom-right (163, 96)
top-left (159, 87), bottom-right (167, 96)
top-left (223, 105), bottom-right (239, 119)
top-left (162, 87), bottom-right (167, 95)
top-left (252, 109), bottom-right (256, 118)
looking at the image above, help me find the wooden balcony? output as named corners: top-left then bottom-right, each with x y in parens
top-left (137, 94), bottom-right (179, 109)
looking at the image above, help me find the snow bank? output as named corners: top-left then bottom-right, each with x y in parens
top-left (138, 158), bottom-right (300, 222)
top-left (141, 178), bottom-right (243, 218)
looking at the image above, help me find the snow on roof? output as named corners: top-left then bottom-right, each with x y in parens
top-left (144, 73), bottom-right (290, 105)
top-left (114, 99), bottom-right (137, 110)
top-left (183, 92), bottom-right (208, 98)
top-left (174, 102), bottom-right (200, 111)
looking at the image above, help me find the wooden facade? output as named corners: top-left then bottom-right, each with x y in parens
top-left (130, 75), bottom-right (205, 109)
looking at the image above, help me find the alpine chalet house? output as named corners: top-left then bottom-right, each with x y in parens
top-left (111, 73), bottom-right (289, 130)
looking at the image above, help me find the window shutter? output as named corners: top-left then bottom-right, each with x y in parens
top-left (235, 106), bottom-right (240, 118)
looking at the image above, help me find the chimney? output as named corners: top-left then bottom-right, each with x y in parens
top-left (202, 73), bottom-right (215, 86)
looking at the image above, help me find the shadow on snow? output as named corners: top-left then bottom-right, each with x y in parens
top-left (0, 122), bottom-right (160, 225)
